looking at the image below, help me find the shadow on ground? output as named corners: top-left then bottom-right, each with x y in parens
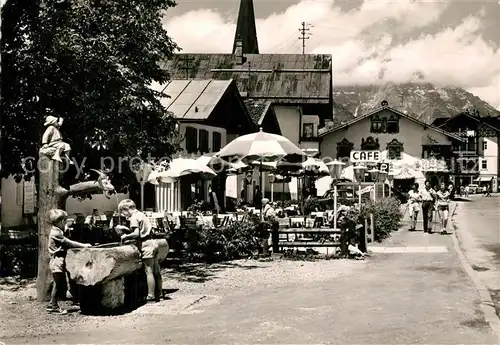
top-left (162, 261), bottom-right (262, 283)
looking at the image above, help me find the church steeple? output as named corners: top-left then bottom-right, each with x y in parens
top-left (232, 0), bottom-right (259, 54)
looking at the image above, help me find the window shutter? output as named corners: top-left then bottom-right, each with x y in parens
top-left (212, 132), bottom-right (222, 152)
top-left (199, 129), bottom-right (209, 153)
top-left (185, 127), bottom-right (198, 153)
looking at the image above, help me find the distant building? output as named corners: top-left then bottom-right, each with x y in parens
top-left (433, 111), bottom-right (500, 192)
top-left (162, 0), bottom-right (333, 200)
top-left (319, 101), bottom-right (464, 192)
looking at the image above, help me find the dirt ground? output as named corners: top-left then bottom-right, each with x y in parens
top-left (0, 257), bottom-right (366, 340)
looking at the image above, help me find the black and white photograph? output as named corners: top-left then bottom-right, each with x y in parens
top-left (1, 0), bottom-right (500, 343)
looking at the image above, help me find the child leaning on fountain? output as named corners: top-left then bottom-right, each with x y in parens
top-left (116, 199), bottom-right (162, 303)
top-left (47, 209), bottom-right (92, 314)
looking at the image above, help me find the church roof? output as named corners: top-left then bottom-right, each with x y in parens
top-left (162, 53), bottom-right (332, 104)
top-left (233, 0), bottom-right (259, 54)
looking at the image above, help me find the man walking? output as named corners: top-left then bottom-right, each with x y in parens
top-left (421, 180), bottom-right (436, 233)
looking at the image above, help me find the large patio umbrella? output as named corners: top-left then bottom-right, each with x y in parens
top-left (196, 153), bottom-right (233, 174)
top-left (148, 157), bottom-right (217, 184)
top-left (216, 128), bottom-right (306, 164)
top-left (216, 128), bottom-right (306, 215)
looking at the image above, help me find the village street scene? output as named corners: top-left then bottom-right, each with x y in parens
top-left (1, 0), bottom-right (500, 343)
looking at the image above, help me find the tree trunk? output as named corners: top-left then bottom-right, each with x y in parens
top-left (66, 245), bottom-right (142, 286)
top-left (36, 154), bottom-right (115, 301)
top-left (36, 155), bottom-right (67, 301)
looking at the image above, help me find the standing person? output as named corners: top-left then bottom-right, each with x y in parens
top-left (436, 182), bottom-right (451, 235)
top-left (486, 185), bottom-right (492, 197)
top-left (117, 199), bottom-right (162, 303)
top-left (47, 209), bottom-right (92, 314)
top-left (261, 198), bottom-right (278, 256)
top-left (464, 185), bottom-right (469, 197)
top-left (482, 185), bottom-right (487, 196)
top-left (407, 183), bottom-right (422, 231)
top-left (254, 185), bottom-right (263, 210)
top-left (421, 181), bottom-right (436, 233)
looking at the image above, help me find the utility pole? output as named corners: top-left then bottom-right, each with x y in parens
top-left (298, 22), bottom-right (311, 55)
top-left (399, 90), bottom-right (405, 108)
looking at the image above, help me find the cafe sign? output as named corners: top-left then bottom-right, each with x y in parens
top-left (350, 150), bottom-right (381, 163)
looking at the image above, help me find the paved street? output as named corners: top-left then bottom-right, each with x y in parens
top-left (453, 194), bottom-right (500, 315)
top-left (3, 218), bottom-right (499, 344)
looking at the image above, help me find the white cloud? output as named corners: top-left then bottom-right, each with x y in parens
top-left (164, 0), bottom-right (500, 110)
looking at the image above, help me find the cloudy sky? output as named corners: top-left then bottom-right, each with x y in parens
top-left (163, 0), bottom-right (500, 109)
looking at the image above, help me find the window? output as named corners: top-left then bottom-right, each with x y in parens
top-left (361, 136), bottom-right (380, 150)
top-left (212, 132), bottom-right (222, 152)
top-left (482, 160), bottom-right (487, 170)
top-left (483, 141), bottom-right (487, 150)
top-left (185, 126), bottom-right (198, 154)
top-left (303, 123), bottom-right (314, 139)
top-left (387, 139), bottom-right (404, 159)
top-left (370, 115), bottom-right (384, 133)
top-left (199, 129), bottom-right (209, 154)
top-left (336, 138), bottom-right (354, 159)
top-left (386, 115), bottom-right (399, 134)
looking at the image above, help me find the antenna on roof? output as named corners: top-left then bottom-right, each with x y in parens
top-left (298, 22), bottom-right (312, 55)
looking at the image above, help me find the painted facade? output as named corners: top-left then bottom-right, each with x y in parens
top-left (319, 105), bottom-right (462, 191)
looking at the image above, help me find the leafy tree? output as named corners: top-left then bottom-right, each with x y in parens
top-left (1, 0), bottom-right (182, 300)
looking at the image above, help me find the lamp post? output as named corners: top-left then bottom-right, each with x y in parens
top-left (269, 173), bottom-right (275, 202)
top-left (368, 168), bottom-right (380, 201)
top-left (326, 160), bottom-right (345, 230)
top-left (378, 169), bottom-right (388, 198)
top-left (387, 171), bottom-right (395, 197)
top-left (353, 165), bottom-right (367, 206)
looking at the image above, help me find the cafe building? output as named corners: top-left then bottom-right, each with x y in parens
top-left (318, 101), bottom-right (465, 192)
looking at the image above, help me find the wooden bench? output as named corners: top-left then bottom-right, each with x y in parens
top-left (274, 228), bottom-right (343, 253)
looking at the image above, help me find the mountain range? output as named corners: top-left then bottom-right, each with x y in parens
top-left (331, 82), bottom-right (500, 126)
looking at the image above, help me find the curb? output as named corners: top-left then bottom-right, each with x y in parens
top-left (451, 220), bottom-right (500, 342)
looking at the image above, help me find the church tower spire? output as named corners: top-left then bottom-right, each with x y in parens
top-left (232, 0), bottom-right (259, 54)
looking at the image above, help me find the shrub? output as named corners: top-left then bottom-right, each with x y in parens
top-left (303, 198), bottom-right (322, 214)
top-left (184, 214), bottom-right (261, 263)
top-left (361, 197), bottom-right (402, 242)
top-left (0, 243), bottom-right (38, 278)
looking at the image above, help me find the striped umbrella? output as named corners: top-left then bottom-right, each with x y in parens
top-left (216, 128), bottom-right (306, 164)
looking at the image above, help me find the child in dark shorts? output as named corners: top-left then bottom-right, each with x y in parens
top-left (47, 209), bottom-right (91, 314)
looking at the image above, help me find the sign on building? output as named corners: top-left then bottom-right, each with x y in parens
top-left (350, 150), bottom-right (381, 163)
top-left (377, 162), bottom-right (389, 173)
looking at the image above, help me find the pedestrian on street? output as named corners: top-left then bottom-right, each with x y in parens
top-left (482, 185), bottom-right (487, 196)
top-left (464, 185), bottom-right (469, 197)
top-left (408, 183), bottom-right (422, 231)
top-left (436, 182), bottom-right (451, 235)
top-left (421, 180), bottom-right (436, 233)
top-left (486, 186), bottom-right (491, 196)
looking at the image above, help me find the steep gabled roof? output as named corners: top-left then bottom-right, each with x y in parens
top-left (233, 0), bottom-right (259, 54)
top-left (318, 106), bottom-right (465, 142)
top-left (432, 112), bottom-right (500, 132)
top-left (162, 53), bottom-right (332, 104)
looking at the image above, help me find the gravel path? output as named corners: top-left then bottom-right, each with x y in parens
top-left (0, 257), bottom-right (366, 339)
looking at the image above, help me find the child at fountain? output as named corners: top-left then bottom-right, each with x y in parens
top-left (116, 199), bottom-right (162, 302)
top-left (47, 209), bottom-right (92, 314)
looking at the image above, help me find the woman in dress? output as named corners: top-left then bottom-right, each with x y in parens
top-left (436, 182), bottom-right (451, 234)
top-left (408, 183), bottom-right (422, 231)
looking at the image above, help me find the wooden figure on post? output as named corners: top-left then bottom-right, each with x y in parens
top-left (40, 115), bottom-right (72, 163)
top-left (37, 115), bottom-right (116, 302)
